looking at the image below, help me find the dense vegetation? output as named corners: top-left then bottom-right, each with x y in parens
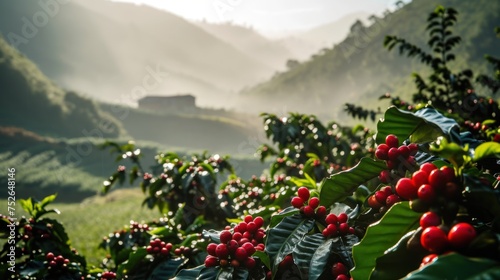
top-left (2, 3), bottom-right (500, 280)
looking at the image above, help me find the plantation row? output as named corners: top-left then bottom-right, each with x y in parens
top-left (2, 5), bottom-right (500, 280)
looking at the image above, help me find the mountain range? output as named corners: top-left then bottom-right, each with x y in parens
top-left (239, 0), bottom-right (500, 122)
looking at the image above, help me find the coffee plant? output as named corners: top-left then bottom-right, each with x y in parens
top-left (3, 4), bottom-right (500, 280)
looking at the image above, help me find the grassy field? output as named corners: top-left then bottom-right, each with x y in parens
top-left (3, 189), bottom-right (162, 266)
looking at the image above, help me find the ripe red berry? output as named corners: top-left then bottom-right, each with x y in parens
top-left (238, 222), bottom-right (248, 233)
top-left (241, 242), bottom-right (256, 256)
top-left (331, 262), bottom-right (348, 277)
top-left (379, 170), bottom-right (391, 183)
top-left (297, 187), bottom-right (310, 201)
top-left (308, 197), bottom-right (320, 209)
top-left (448, 223), bottom-right (476, 249)
top-left (216, 244), bottom-right (229, 259)
top-left (336, 275), bottom-right (349, 280)
top-left (235, 247), bottom-right (248, 261)
top-left (375, 191), bottom-right (388, 204)
top-left (247, 222), bottom-right (258, 233)
top-left (398, 145), bottom-right (411, 158)
top-left (412, 170), bottom-right (429, 187)
top-left (395, 178), bottom-right (418, 200)
top-left (339, 223), bottom-right (349, 235)
top-left (302, 205), bottom-right (315, 217)
top-left (227, 240), bottom-right (239, 253)
top-left (337, 213), bottom-right (348, 224)
top-left (381, 185), bottom-right (393, 195)
top-left (408, 143), bottom-right (419, 155)
top-left (207, 243), bottom-right (217, 256)
top-left (325, 214), bottom-right (338, 224)
top-left (385, 134), bottom-right (399, 148)
top-left (244, 215), bottom-right (253, 223)
top-left (205, 256), bottom-right (218, 267)
top-left (316, 206), bottom-right (327, 217)
top-left (46, 252), bottom-right (55, 261)
top-left (375, 144), bottom-right (390, 160)
top-left (420, 212), bottom-right (441, 229)
top-left (421, 226), bottom-right (448, 253)
top-left (428, 169), bottom-right (447, 191)
top-left (232, 232), bottom-right (242, 241)
top-left (420, 162), bottom-right (437, 175)
top-left (368, 195), bottom-right (383, 209)
top-left (322, 228), bottom-right (330, 238)
top-left (388, 147), bottom-right (400, 161)
top-left (253, 216), bottom-right (264, 228)
top-left (417, 184), bottom-right (436, 202)
top-left (245, 257), bottom-right (256, 269)
top-left (440, 166), bottom-right (455, 182)
top-left (291, 196), bottom-right (305, 208)
top-left (326, 223), bottom-right (337, 236)
top-left (279, 255), bottom-right (293, 269)
top-left (385, 194), bottom-right (401, 207)
top-left (220, 230), bottom-right (232, 244)
top-left (161, 247), bottom-right (169, 256)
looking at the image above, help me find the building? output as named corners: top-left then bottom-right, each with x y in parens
top-left (138, 94), bottom-right (196, 112)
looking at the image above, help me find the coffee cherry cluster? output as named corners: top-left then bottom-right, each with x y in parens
top-left (396, 163), bottom-right (458, 203)
top-left (375, 134), bottom-right (418, 180)
top-left (322, 213), bottom-right (354, 238)
top-left (46, 252), bottom-right (69, 270)
top-left (146, 238), bottom-right (173, 257)
top-left (204, 216), bottom-right (265, 269)
top-left (367, 185), bottom-right (402, 213)
top-left (331, 262), bottom-right (349, 280)
top-left (419, 212), bottom-right (477, 254)
top-left (129, 220), bottom-right (149, 232)
top-left (173, 246), bottom-right (192, 257)
top-left (291, 187), bottom-right (327, 218)
top-left (23, 221), bottom-right (52, 241)
top-left (100, 271), bottom-right (117, 280)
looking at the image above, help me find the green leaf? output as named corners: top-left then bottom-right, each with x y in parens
top-left (148, 258), bottom-right (187, 280)
top-left (269, 207), bottom-right (300, 228)
top-left (319, 158), bottom-right (386, 206)
top-left (371, 230), bottom-right (427, 280)
top-left (171, 265), bottom-right (204, 279)
top-left (351, 202), bottom-right (421, 280)
top-left (40, 194), bottom-right (57, 209)
top-left (292, 233), bottom-right (326, 279)
top-left (254, 250), bottom-right (271, 269)
top-left (19, 198), bottom-right (35, 217)
top-left (375, 107), bottom-right (458, 144)
top-left (309, 238), bottom-right (334, 280)
top-left (19, 260), bottom-right (45, 277)
top-left (266, 215), bottom-right (315, 274)
top-left (405, 253), bottom-right (500, 279)
top-left (117, 248), bottom-right (148, 279)
top-left (473, 142), bottom-right (500, 161)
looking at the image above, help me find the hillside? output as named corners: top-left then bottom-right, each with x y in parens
top-left (196, 22), bottom-right (292, 70)
top-left (281, 12), bottom-right (370, 60)
top-left (240, 0), bottom-right (500, 123)
top-left (0, 126), bottom-right (266, 202)
top-left (0, 35), bottom-right (124, 138)
top-left (0, 0), bottom-right (274, 108)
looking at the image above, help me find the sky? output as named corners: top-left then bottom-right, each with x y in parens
top-left (112, 0), bottom-right (395, 36)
